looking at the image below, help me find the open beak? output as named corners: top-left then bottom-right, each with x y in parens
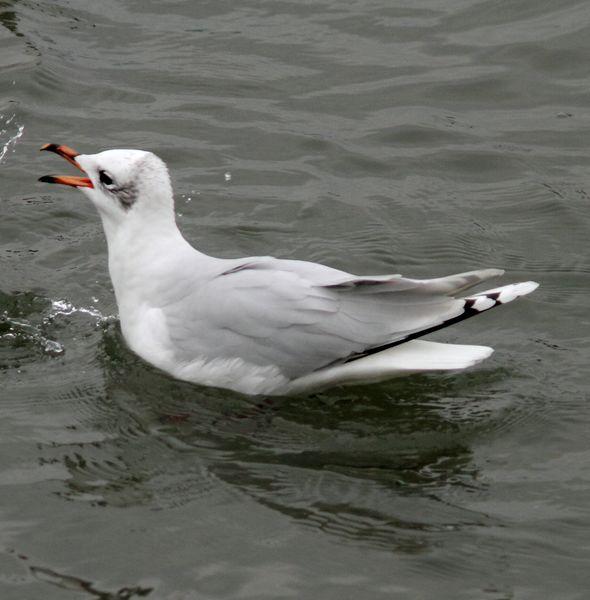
top-left (38, 143), bottom-right (94, 189)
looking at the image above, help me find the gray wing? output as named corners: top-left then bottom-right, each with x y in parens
top-left (162, 257), bottom-right (503, 379)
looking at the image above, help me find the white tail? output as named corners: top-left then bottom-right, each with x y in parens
top-left (287, 280), bottom-right (539, 394)
top-left (288, 340), bottom-right (494, 393)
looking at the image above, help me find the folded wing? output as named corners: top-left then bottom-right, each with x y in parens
top-left (162, 257), bottom-right (517, 379)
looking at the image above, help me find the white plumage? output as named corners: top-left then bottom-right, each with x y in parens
top-left (40, 146), bottom-right (539, 395)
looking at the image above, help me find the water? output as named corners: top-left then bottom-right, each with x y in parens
top-left (1, 0), bottom-right (589, 597)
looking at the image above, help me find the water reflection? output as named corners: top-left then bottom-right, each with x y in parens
top-left (32, 321), bottom-right (508, 554)
top-left (0, 1), bottom-right (19, 37)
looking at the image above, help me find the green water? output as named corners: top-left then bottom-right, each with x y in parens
top-left (1, 0), bottom-right (589, 598)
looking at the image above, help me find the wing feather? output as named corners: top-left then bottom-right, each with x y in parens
top-left (162, 257), bottom-right (503, 379)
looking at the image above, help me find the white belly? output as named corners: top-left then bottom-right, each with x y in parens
top-left (119, 302), bottom-right (289, 395)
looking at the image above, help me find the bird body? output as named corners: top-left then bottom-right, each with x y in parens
top-left (39, 145), bottom-right (539, 395)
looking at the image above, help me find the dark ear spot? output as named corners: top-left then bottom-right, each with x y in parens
top-left (116, 184), bottom-right (138, 210)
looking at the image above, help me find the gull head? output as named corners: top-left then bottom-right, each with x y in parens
top-left (39, 144), bottom-right (175, 235)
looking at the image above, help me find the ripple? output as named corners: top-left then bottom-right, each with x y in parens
top-left (0, 292), bottom-right (62, 366)
top-left (0, 291), bottom-right (118, 373)
top-left (28, 563), bottom-right (152, 599)
top-left (1, 0), bottom-right (588, 594)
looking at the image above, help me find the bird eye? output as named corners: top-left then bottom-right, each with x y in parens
top-left (99, 170), bottom-right (114, 186)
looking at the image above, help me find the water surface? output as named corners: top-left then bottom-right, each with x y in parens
top-left (1, 0), bottom-right (590, 598)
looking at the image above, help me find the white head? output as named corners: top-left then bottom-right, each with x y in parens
top-left (39, 144), bottom-right (176, 241)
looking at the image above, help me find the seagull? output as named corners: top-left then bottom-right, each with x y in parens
top-left (39, 143), bottom-right (539, 396)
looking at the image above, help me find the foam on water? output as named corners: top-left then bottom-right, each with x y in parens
top-left (0, 111), bottom-right (24, 164)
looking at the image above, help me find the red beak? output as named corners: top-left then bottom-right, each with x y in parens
top-left (39, 143), bottom-right (94, 189)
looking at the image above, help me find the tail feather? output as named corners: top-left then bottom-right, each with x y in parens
top-left (287, 280), bottom-right (539, 394)
top-left (344, 280), bottom-right (539, 364)
top-left (469, 280), bottom-right (539, 307)
top-left (288, 340), bottom-right (494, 393)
